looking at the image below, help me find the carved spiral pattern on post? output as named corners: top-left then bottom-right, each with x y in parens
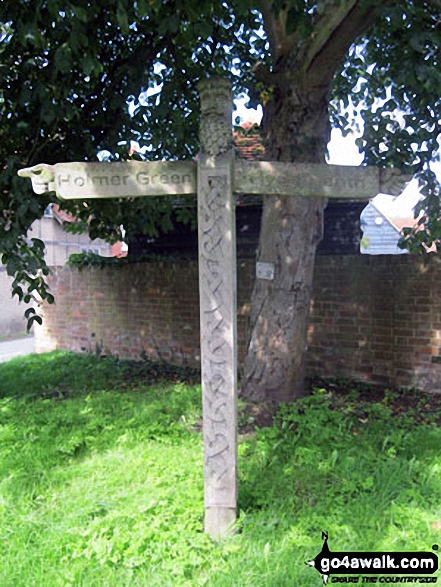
top-left (199, 175), bottom-right (232, 492)
top-left (199, 79), bottom-right (232, 158)
top-left (199, 118), bottom-right (231, 158)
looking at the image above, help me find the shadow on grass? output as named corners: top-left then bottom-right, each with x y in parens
top-left (0, 350), bottom-right (200, 400)
top-left (238, 391), bottom-right (441, 550)
top-left (0, 352), bottom-right (203, 494)
top-left (0, 352), bottom-right (440, 585)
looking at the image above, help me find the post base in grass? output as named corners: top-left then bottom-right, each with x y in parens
top-left (204, 507), bottom-right (236, 540)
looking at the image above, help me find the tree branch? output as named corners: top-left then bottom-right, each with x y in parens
top-left (305, 0), bottom-right (397, 89)
top-left (259, 0), bottom-right (300, 62)
top-left (260, 0), bottom-right (278, 59)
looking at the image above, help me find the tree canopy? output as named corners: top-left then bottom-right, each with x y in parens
top-left (1, 1), bottom-right (441, 384)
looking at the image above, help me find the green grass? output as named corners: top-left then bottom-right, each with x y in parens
top-left (0, 352), bottom-right (440, 586)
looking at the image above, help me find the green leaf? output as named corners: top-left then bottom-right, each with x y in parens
top-left (70, 23), bottom-right (89, 53)
top-left (194, 21), bottom-right (212, 38)
top-left (31, 238), bottom-right (44, 250)
top-left (54, 44), bottom-right (72, 74)
top-left (12, 285), bottom-right (23, 299)
top-left (72, 6), bottom-right (88, 23)
top-left (82, 55), bottom-right (103, 77)
top-left (117, 2), bottom-right (130, 34)
top-left (137, 0), bottom-right (150, 17)
top-left (27, 314), bottom-right (42, 330)
top-left (24, 307), bottom-right (36, 319)
top-left (286, 7), bottom-right (300, 35)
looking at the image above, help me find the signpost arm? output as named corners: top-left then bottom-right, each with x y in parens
top-left (16, 78), bottom-right (411, 543)
top-left (197, 79), bottom-right (238, 540)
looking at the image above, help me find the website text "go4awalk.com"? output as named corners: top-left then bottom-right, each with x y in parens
top-left (306, 533), bottom-right (439, 585)
top-left (319, 553), bottom-right (437, 575)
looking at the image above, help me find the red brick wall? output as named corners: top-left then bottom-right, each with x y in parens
top-left (307, 255), bottom-right (441, 392)
top-left (35, 255), bottom-right (441, 393)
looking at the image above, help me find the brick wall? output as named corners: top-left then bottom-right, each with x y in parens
top-left (35, 255), bottom-right (441, 393)
top-left (307, 255), bottom-right (441, 391)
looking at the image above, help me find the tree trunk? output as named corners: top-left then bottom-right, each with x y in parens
top-left (240, 76), bottom-right (330, 402)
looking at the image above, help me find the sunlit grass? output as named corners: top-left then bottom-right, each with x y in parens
top-left (0, 352), bottom-right (440, 586)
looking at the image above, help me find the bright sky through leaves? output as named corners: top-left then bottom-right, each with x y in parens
top-left (236, 98), bottom-right (426, 221)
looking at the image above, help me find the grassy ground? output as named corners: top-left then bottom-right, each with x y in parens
top-left (0, 351), bottom-right (440, 586)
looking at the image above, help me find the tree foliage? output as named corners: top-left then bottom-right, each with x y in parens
top-left (330, 1), bottom-right (441, 252)
top-left (1, 0), bottom-right (441, 327)
top-left (0, 0), bottom-right (263, 325)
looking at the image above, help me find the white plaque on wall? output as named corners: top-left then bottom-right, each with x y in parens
top-left (256, 262), bottom-right (275, 281)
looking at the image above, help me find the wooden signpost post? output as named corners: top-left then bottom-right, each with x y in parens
top-left (18, 78), bottom-right (409, 540)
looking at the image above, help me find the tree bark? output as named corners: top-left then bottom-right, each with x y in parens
top-left (240, 74), bottom-right (330, 403)
top-left (241, 0), bottom-right (394, 402)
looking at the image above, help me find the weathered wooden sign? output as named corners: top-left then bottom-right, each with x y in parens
top-left (19, 158), bottom-right (404, 201)
top-left (234, 160), bottom-right (380, 199)
top-left (19, 161), bottom-right (197, 198)
top-left (18, 78), bottom-right (410, 541)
